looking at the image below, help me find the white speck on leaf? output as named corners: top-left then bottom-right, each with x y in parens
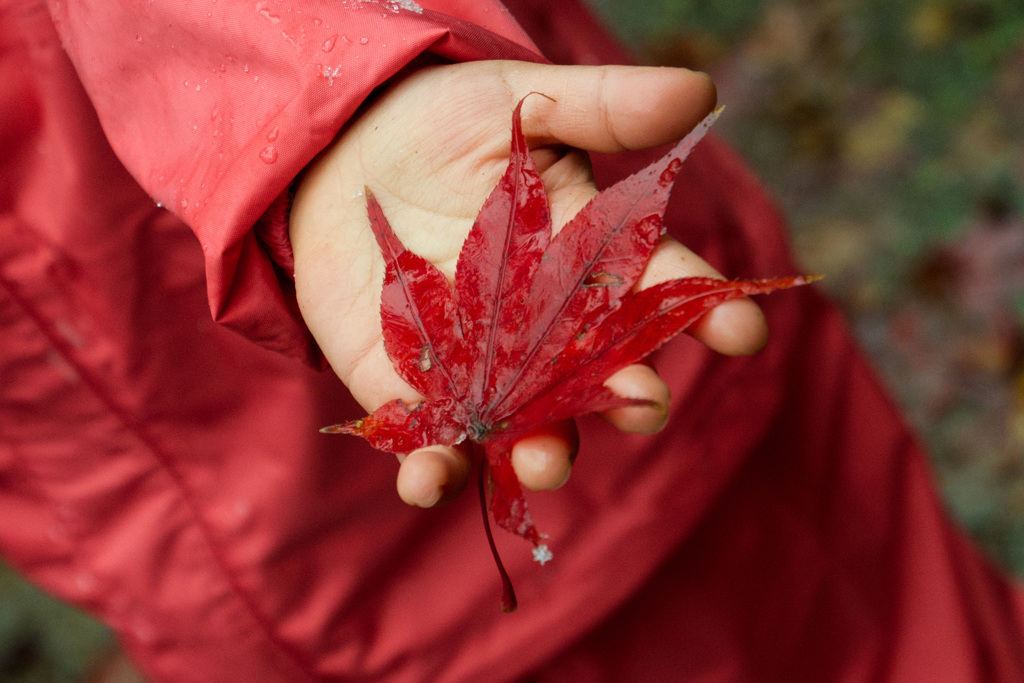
top-left (532, 544), bottom-right (553, 565)
top-left (418, 346), bottom-right (432, 372)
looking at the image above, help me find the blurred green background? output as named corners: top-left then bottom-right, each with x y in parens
top-left (587, 0), bottom-right (1024, 573)
top-left (3, 1), bottom-right (1023, 679)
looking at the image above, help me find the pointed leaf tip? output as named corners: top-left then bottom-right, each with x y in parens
top-left (319, 422), bottom-right (358, 434)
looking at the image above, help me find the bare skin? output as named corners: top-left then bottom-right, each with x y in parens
top-left (290, 60), bottom-right (767, 507)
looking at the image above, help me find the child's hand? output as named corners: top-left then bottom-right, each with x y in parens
top-left (289, 61), bottom-right (765, 507)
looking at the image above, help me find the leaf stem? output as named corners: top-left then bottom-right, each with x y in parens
top-left (477, 447), bottom-right (517, 613)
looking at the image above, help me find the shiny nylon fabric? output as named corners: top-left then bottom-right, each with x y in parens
top-left (2, 1), bottom-right (1024, 682)
top-left (48, 0), bottom-right (545, 365)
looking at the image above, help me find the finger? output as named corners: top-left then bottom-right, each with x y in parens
top-left (396, 445), bottom-right (471, 507)
top-left (690, 299), bottom-right (768, 356)
top-left (639, 235), bottom-right (769, 356)
top-left (511, 421), bottom-right (580, 491)
top-left (601, 364), bottom-right (671, 435)
top-left (506, 64), bottom-right (717, 153)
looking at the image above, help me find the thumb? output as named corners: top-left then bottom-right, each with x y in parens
top-left (501, 63), bottom-right (768, 358)
top-left (502, 64), bottom-right (718, 153)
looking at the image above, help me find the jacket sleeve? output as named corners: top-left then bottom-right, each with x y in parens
top-left (47, 0), bottom-right (546, 365)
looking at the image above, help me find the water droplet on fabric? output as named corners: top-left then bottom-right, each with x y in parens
top-left (54, 318), bottom-right (86, 349)
top-left (45, 348), bottom-right (79, 383)
top-left (131, 618), bottom-right (156, 643)
top-left (259, 146), bottom-right (278, 164)
top-left (383, 0), bottom-right (424, 13)
top-left (46, 524), bottom-right (69, 544)
top-left (359, 36), bottom-right (368, 45)
top-left (266, 127), bottom-right (279, 141)
top-left (321, 34), bottom-right (338, 52)
top-left (257, 1), bottom-right (281, 23)
top-left (322, 65), bottom-right (341, 85)
top-left (136, 34), bottom-right (142, 42)
top-left (75, 572), bottom-right (97, 593)
top-left (234, 499), bottom-right (252, 519)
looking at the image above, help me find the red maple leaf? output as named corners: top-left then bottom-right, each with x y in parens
top-left (323, 99), bottom-right (815, 611)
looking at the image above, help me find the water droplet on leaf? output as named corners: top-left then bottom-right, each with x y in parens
top-left (659, 158), bottom-right (683, 186)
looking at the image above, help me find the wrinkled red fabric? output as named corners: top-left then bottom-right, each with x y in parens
top-left (2, 0), bottom-right (1023, 682)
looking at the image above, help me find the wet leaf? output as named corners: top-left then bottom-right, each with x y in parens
top-left (323, 99), bottom-right (814, 610)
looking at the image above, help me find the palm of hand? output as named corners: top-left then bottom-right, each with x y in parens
top-left (293, 65), bottom-right (599, 413)
top-left (289, 61), bottom-right (754, 505)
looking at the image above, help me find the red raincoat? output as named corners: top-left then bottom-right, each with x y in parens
top-left (3, 0), bottom-right (1023, 680)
